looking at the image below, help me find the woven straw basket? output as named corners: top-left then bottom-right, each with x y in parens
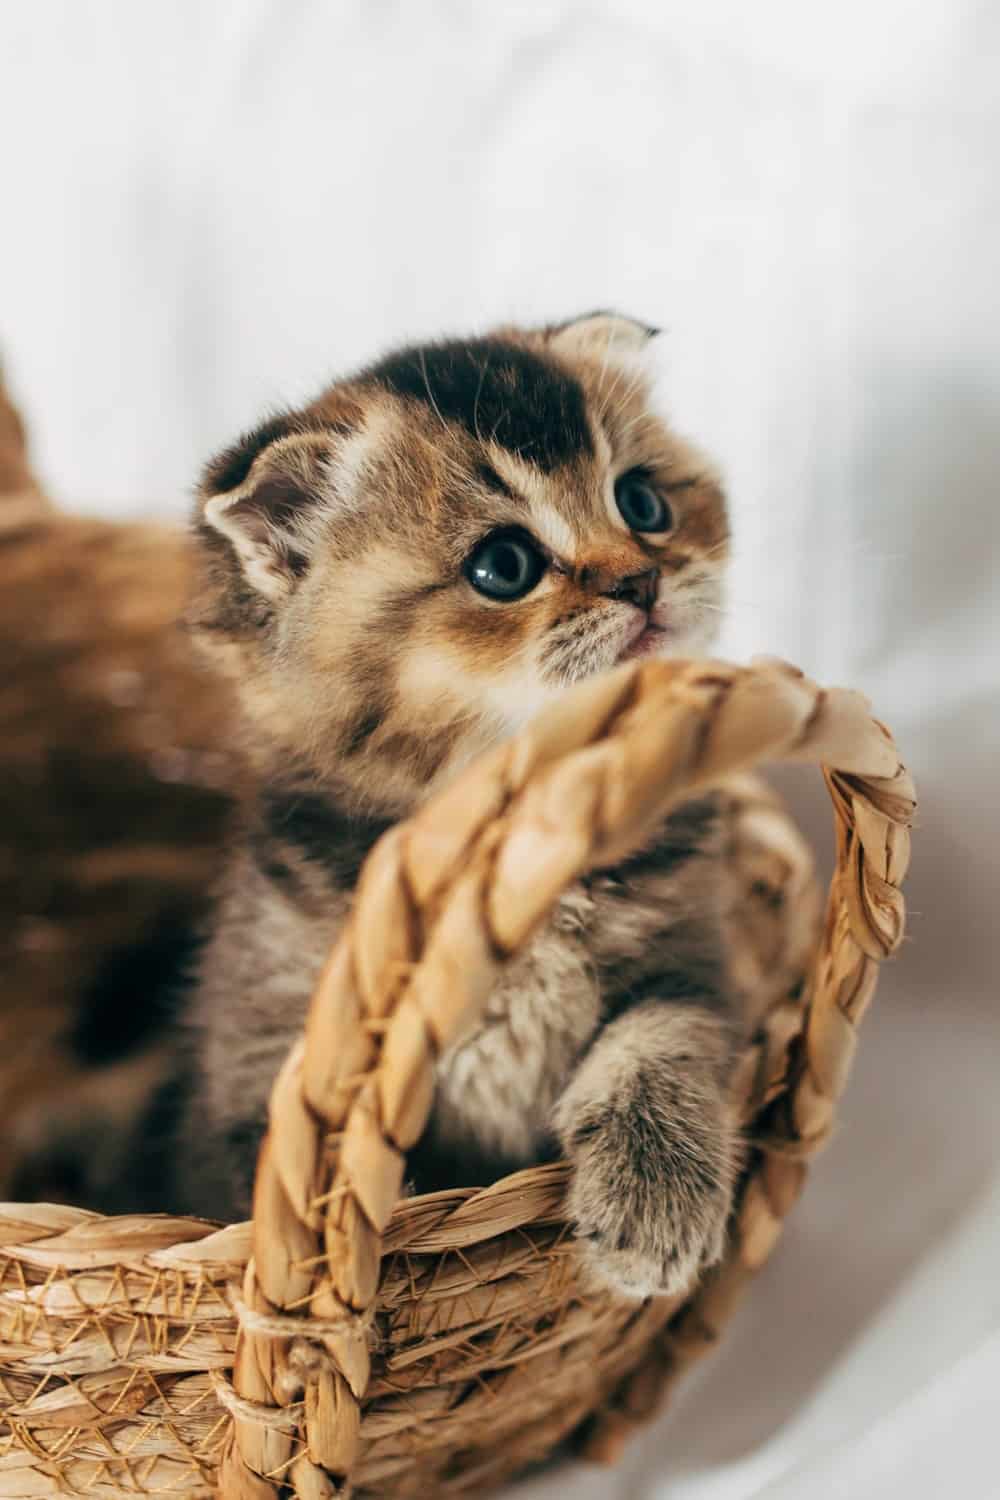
top-left (0, 656), bottom-right (914, 1500)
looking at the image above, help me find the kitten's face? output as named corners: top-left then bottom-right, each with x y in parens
top-left (195, 313), bottom-right (729, 813)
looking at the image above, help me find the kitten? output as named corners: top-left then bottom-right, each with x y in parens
top-left (177, 311), bottom-right (737, 1298)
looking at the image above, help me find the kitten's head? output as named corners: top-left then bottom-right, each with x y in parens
top-left (193, 312), bottom-right (729, 813)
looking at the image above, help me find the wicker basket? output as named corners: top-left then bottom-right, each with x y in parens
top-left (0, 656), bottom-right (914, 1499)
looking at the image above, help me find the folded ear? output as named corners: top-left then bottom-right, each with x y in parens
top-left (199, 418), bottom-right (338, 601)
top-left (548, 309), bottom-right (660, 359)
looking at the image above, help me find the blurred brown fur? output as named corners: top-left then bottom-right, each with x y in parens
top-left (0, 372), bottom-right (240, 1203)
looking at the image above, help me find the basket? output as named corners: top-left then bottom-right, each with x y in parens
top-left (0, 655), bottom-right (914, 1499)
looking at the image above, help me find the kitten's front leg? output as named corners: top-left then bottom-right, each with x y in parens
top-left (553, 1001), bottom-right (739, 1300)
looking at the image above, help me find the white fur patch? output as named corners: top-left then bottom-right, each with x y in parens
top-left (530, 499), bottom-right (577, 562)
top-left (330, 411), bottom-right (387, 514)
top-left (483, 663), bottom-right (561, 736)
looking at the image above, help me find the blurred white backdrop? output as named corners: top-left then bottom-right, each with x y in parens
top-left (2, 3), bottom-right (998, 1497)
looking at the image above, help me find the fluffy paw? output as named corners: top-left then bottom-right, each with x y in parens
top-left (563, 1102), bottom-right (734, 1301)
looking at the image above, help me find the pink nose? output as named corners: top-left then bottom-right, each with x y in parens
top-left (602, 568), bottom-right (658, 612)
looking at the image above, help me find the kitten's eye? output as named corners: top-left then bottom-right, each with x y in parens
top-left (614, 472), bottom-right (672, 533)
top-left (464, 531), bottom-right (546, 601)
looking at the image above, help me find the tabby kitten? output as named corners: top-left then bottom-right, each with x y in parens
top-left (179, 311), bottom-right (736, 1298)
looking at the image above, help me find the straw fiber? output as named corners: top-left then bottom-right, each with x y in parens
top-left (0, 656), bottom-right (914, 1498)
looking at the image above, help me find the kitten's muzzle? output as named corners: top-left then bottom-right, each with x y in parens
top-left (602, 567), bottom-right (659, 613)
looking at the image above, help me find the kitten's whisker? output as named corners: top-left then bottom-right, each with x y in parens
top-left (471, 351), bottom-right (491, 447)
top-left (691, 597), bottom-right (766, 615)
top-left (615, 363), bottom-right (652, 418)
top-left (418, 349), bottom-right (448, 434)
top-left (406, 432), bottom-right (468, 490)
top-left (613, 410), bottom-right (656, 448)
top-left (691, 541), bottom-right (732, 565)
top-left (488, 406), bottom-right (509, 447)
top-left (596, 357), bottom-right (633, 423)
top-left (594, 323), bottom-right (617, 406)
top-left (602, 370), bottom-right (632, 429)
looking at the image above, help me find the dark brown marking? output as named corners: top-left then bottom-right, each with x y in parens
top-left (342, 704), bottom-right (385, 756)
top-left (376, 715), bottom-right (475, 783)
top-left (203, 413), bottom-right (301, 495)
top-left (475, 462), bottom-right (522, 502)
top-left (71, 906), bottom-right (204, 1065)
top-left (261, 790), bottom-right (389, 885)
top-left (366, 338), bottom-right (593, 471)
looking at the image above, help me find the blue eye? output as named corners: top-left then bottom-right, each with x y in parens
top-left (465, 531), bottom-right (546, 600)
top-left (614, 472), bottom-right (672, 533)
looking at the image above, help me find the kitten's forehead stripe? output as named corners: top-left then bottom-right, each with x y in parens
top-left (531, 499), bottom-right (578, 561)
top-left (475, 462), bottom-right (523, 503)
top-left (367, 338), bottom-right (593, 471)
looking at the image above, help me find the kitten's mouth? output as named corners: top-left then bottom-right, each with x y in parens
top-left (618, 612), bottom-right (672, 661)
top-left (621, 624), bottom-right (671, 660)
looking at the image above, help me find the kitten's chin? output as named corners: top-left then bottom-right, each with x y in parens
top-left (619, 622), bottom-right (674, 661)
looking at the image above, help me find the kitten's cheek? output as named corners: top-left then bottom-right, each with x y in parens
top-left (675, 620), bottom-right (721, 659)
top-left (648, 597), bottom-right (722, 658)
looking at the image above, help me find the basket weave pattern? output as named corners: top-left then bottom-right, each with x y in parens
top-left (0, 657), bottom-right (914, 1499)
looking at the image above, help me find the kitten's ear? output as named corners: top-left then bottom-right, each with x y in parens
top-left (199, 419), bottom-right (337, 601)
top-left (548, 310), bottom-right (660, 358)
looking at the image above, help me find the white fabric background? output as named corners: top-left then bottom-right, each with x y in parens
top-left (2, 3), bottom-right (998, 1496)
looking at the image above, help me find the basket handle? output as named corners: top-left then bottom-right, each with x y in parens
top-left (219, 657), bottom-right (914, 1497)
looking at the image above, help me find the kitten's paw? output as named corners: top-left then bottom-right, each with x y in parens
top-left (562, 1105), bottom-right (734, 1301)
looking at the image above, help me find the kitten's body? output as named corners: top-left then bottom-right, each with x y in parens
top-left (178, 313), bottom-right (739, 1297)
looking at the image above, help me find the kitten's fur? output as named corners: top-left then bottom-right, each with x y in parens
top-left (0, 368), bottom-right (238, 1206)
top-left (179, 312), bottom-right (738, 1298)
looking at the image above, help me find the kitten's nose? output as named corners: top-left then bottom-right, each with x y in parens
top-left (604, 567), bottom-right (659, 612)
